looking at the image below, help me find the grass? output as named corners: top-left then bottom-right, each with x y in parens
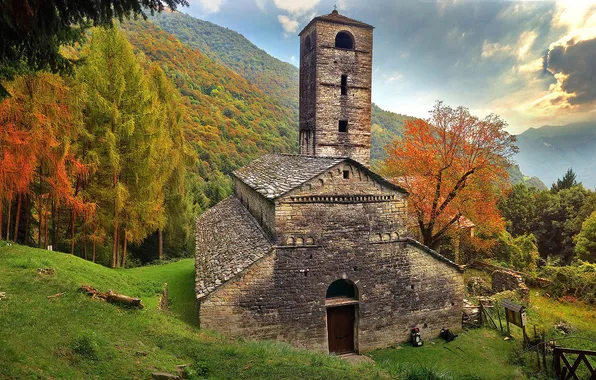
top-left (0, 244), bottom-right (384, 379)
top-left (126, 258), bottom-right (197, 324)
top-left (371, 328), bottom-right (523, 379)
top-left (2, 243), bottom-right (595, 379)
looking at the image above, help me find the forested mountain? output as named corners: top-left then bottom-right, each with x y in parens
top-left (370, 103), bottom-right (412, 164)
top-left (515, 122), bottom-right (596, 189)
top-left (150, 11), bottom-right (299, 113)
top-left (122, 19), bottom-right (297, 191)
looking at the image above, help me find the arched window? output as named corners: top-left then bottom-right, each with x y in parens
top-left (335, 31), bottom-right (354, 49)
top-left (305, 34), bottom-right (312, 52)
top-left (326, 279), bottom-right (357, 299)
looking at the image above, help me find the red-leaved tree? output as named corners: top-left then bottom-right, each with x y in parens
top-left (382, 101), bottom-right (518, 250)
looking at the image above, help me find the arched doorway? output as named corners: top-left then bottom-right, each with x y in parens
top-left (326, 279), bottom-right (358, 354)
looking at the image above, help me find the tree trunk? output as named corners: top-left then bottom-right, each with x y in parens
top-left (51, 199), bottom-right (56, 249)
top-left (38, 202), bottom-right (43, 248)
top-left (83, 232), bottom-right (88, 260)
top-left (112, 227), bottom-right (119, 268)
top-left (44, 207), bottom-right (49, 249)
top-left (6, 197), bottom-right (12, 241)
top-left (70, 209), bottom-right (76, 254)
top-left (158, 228), bottom-right (163, 260)
top-left (0, 197), bottom-right (3, 241)
top-left (92, 222), bottom-right (97, 263)
top-left (14, 193), bottom-right (22, 244)
top-left (121, 230), bottom-right (127, 268)
top-left (24, 195), bottom-right (30, 245)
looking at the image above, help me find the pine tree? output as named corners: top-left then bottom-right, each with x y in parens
top-left (551, 168), bottom-right (579, 193)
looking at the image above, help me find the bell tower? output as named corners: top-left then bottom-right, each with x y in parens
top-left (298, 10), bottom-right (374, 166)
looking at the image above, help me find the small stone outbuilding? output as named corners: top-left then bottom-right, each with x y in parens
top-left (195, 10), bottom-right (464, 354)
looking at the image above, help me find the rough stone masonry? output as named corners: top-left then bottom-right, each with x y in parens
top-left (195, 10), bottom-right (464, 354)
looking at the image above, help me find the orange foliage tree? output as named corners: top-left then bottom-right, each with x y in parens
top-left (0, 73), bottom-right (94, 245)
top-left (382, 101), bottom-right (518, 250)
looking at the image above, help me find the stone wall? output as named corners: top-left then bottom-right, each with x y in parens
top-left (492, 269), bottom-right (530, 302)
top-left (199, 241), bottom-right (463, 353)
top-left (234, 178), bottom-right (276, 239)
top-left (299, 19), bottom-right (373, 166)
top-left (274, 162), bottom-right (408, 246)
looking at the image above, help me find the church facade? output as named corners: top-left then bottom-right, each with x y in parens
top-left (195, 10), bottom-right (464, 354)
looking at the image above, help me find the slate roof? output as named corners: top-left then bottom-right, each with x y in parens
top-left (299, 10), bottom-right (374, 35)
top-left (195, 196), bottom-right (272, 300)
top-left (233, 154), bottom-right (407, 200)
top-left (233, 154), bottom-right (345, 199)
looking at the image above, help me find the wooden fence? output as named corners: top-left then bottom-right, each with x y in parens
top-left (553, 346), bottom-right (596, 380)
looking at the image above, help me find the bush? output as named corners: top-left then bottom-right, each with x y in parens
top-left (71, 331), bottom-right (99, 360)
top-left (184, 361), bottom-right (209, 379)
top-left (492, 232), bottom-right (539, 272)
top-left (540, 261), bottom-right (596, 304)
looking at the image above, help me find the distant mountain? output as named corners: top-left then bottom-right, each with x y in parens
top-left (150, 11), bottom-right (298, 114)
top-left (150, 11), bottom-right (404, 156)
top-left (148, 11), bottom-right (545, 189)
top-left (515, 122), bottom-right (596, 189)
top-left (121, 20), bottom-right (297, 187)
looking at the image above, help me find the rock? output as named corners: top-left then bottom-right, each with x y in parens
top-left (151, 372), bottom-right (179, 380)
top-left (0, 292), bottom-right (6, 300)
top-left (37, 268), bottom-right (56, 275)
top-left (466, 276), bottom-right (493, 296)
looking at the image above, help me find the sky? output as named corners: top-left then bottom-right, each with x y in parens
top-left (182, 0), bottom-right (596, 134)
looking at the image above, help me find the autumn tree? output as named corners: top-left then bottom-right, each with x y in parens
top-left (78, 26), bottom-right (158, 267)
top-left (0, 73), bottom-right (93, 245)
top-left (382, 101), bottom-right (518, 250)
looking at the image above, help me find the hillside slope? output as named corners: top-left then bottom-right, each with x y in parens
top-left (0, 244), bottom-right (382, 379)
top-left (121, 20), bottom-right (297, 191)
top-left (515, 122), bottom-right (596, 188)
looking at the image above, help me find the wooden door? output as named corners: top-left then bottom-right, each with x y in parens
top-left (327, 305), bottom-right (355, 354)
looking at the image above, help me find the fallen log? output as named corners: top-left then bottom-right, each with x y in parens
top-left (80, 285), bottom-right (144, 309)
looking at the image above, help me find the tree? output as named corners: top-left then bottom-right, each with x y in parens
top-left (576, 211), bottom-right (596, 263)
top-left (78, 26), bottom-right (157, 267)
top-left (382, 101), bottom-right (518, 249)
top-left (0, 0), bottom-right (187, 98)
top-left (551, 168), bottom-right (579, 193)
top-left (498, 183), bottom-right (538, 237)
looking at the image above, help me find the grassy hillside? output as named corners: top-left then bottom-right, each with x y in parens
top-left (0, 244), bottom-right (382, 379)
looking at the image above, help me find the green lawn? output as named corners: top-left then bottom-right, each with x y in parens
top-left (0, 244), bottom-right (383, 379)
top-left (126, 258), bottom-right (197, 324)
top-left (2, 243), bottom-right (595, 379)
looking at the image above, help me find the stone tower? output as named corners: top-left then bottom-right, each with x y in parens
top-left (298, 10), bottom-right (374, 166)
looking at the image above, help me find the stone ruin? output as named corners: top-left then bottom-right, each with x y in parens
top-left (492, 270), bottom-right (530, 302)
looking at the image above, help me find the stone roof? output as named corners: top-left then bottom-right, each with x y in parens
top-left (233, 154), bottom-right (345, 199)
top-left (195, 196), bottom-right (272, 299)
top-left (233, 154), bottom-right (407, 200)
top-left (299, 10), bottom-right (374, 35)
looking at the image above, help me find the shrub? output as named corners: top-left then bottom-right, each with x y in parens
top-left (71, 331), bottom-right (99, 360)
top-left (184, 361), bottom-right (209, 379)
top-left (540, 261), bottom-right (596, 304)
top-left (492, 232), bottom-right (539, 272)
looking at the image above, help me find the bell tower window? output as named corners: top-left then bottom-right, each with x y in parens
top-left (335, 31), bottom-right (354, 49)
top-left (341, 75), bottom-right (347, 95)
top-left (339, 120), bottom-right (348, 133)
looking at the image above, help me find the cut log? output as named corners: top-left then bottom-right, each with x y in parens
top-left (80, 285), bottom-right (144, 309)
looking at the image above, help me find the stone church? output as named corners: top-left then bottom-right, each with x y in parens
top-left (195, 10), bottom-right (464, 354)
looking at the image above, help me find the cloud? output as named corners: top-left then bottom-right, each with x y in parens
top-left (273, 0), bottom-right (320, 16)
top-left (255, 0), bottom-right (268, 13)
top-left (197, 0), bottom-right (225, 14)
top-left (277, 15), bottom-right (300, 35)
